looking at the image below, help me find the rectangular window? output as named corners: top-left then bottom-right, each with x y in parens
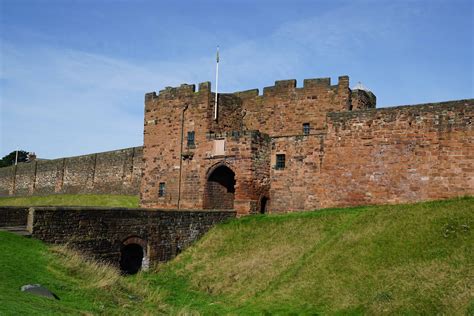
top-left (158, 182), bottom-right (166, 197)
top-left (303, 123), bottom-right (310, 135)
top-left (187, 131), bottom-right (195, 148)
top-left (275, 154), bottom-right (286, 170)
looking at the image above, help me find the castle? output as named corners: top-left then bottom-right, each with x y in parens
top-left (0, 75), bottom-right (472, 216)
top-left (141, 76), bottom-right (473, 216)
top-left (0, 75), bottom-right (472, 269)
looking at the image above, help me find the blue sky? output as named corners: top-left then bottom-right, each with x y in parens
top-left (1, 0), bottom-right (473, 159)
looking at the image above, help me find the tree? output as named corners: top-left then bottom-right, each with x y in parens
top-left (0, 150), bottom-right (29, 168)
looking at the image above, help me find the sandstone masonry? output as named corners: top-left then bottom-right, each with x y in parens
top-left (0, 147), bottom-right (143, 197)
top-left (141, 76), bottom-right (473, 215)
top-left (0, 75), bottom-right (472, 215)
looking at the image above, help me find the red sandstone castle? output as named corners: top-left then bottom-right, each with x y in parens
top-left (140, 76), bottom-right (474, 215)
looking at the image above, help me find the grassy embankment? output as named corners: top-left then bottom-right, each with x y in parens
top-left (0, 197), bottom-right (473, 314)
top-left (0, 194), bottom-right (139, 208)
top-left (0, 231), bottom-right (167, 315)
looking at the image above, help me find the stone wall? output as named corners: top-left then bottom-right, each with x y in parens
top-left (351, 89), bottom-right (376, 111)
top-left (0, 147), bottom-right (143, 197)
top-left (28, 207), bottom-right (235, 263)
top-left (268, 99), bottom-right (474, 212)
top-left (142, 127), bottom-right (271, 215)
top-left (142, 75), bottom-right (472, 214)
top-left (320, 99), bottom-right (473, 208)
top-left (0, 167), bottom-right (15, 196)
top-left (0, 206), bottom-right (29, 227)
top-left (142, 76), bottom-right (359, 214)
top-left (208, 92), bottom-right (244, 133)
top-left (142, 83), bottom-right (211, 210)
top-left (142, 82), bottom-right (272, 215)
top-left (240, 76), bottom-right (353, 136)
top-left (269, 133), bottom-right (326, 211)
top-left (3, 75), bottom-right (470, 216)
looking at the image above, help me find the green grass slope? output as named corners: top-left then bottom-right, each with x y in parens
top-left (151, 197), bottom-right (474, 315)
top-left (0, 231), bottom-right (167, 315)
top-left (0, 197), bottom-right (472, 315)
top-left (0, 194), bottom-right (139, 207)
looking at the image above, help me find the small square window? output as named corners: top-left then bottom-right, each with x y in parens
top-left (187, 131), bottom-right (195, 148)
top-left (158, 182), bottom-right (166, 197)
top-left (303, 123), bottom-right (310, 135)
top-left (275, 154), bottom-right (285, 170)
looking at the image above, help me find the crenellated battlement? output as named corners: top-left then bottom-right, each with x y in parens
top-left (303, 77), bottom-right (331, 88)
top-left (146, 75), bottom-right (353, 103)
top-left (229, 75), bottom-right (357, 136)
top-left (145, 81), bottom-right (212, 102)
top-left (259, 75), bottom-right (349, 97)
top-left (144, 75), bottom-right (375, 136)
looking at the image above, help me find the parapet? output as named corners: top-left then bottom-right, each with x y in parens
top-left (158, 84), bottom-right (196, 98)
top-left (303, 77), bottom-right (331, 88)
top-left (327, 99), bottom-right (474, 128)
top-left (146, 75), bottom-right (352, 102)
top-left (144, 75), bottom-right (362, 116)
top-left (233, 89), bottom-right (259, 99)
top-left (261, 75), bottom-right (350, 96)
top-left (145, 81), bottom-right (212, 102)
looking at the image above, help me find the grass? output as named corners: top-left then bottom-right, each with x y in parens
top-left (0, 231), bottom-right (167, 315)
top-left (150, 196), bottom-right (474, 315)
top-left (0, 197), bottom-right (473, 314)
top-left (0, 194), bottom-right (139, 207)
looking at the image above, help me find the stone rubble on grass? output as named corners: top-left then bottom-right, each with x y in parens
top-left (21, 284), bottom-right (59, 300)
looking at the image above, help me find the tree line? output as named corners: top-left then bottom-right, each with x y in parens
top-left (0, 150), bottom-right (29, 168)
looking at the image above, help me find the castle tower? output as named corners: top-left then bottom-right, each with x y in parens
top-left (140, 75), bottom-right (378, 215)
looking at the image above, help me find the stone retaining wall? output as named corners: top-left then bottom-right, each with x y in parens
top-left (0, 206), bottom-right (29, 227)
top-left (29, 207), bottom-right (235, 264)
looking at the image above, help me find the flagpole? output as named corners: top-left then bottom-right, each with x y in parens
top-left (15, 148), bottom-right (18, 165)
top-left (214, 46), bottom-right (219, 121)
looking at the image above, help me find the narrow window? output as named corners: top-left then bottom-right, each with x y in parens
top-left (275, 154), bottom-right (285, 170)
top-left (303, 123), bottom-right (310, 135)
top-left (187, 131), bottom-right (195, 148)
top-left (158, 182), bottom-right (166, 197)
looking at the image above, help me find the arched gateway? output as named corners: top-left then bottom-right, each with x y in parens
top-left (203, 164), bottom-right (236, 210)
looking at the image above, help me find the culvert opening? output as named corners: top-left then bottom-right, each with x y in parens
top-left (119, 243), bottom-right (143, 275)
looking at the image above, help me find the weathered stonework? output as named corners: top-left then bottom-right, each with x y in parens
top-left (0, 206), bottom-right (29, 227)
top-left (0, 75), bottom-right (471, 270)
top-left (0, 147), bottom-right (143, 197)
top-left (141, 75), bottom-right (473, 214)
top-left (318, 101), bottom-right (473, 208)
top-left (0, 75), bottom-right (472, 215)
top-left (0, 206), bottom-right (234, 265)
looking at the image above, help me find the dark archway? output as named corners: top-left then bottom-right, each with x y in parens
top-left (204, 165), bottom-right (236, 209)
top-left (260, 196), bottom-right (269, 214)
top-left (120, 244), bottom-right (143, 275)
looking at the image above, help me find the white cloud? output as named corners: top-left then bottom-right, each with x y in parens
top-left (1, 1), bottom-right (466, 158)
top-left (0, 3), bottom-right (395, 158)
top-left (0, 43), bottom-right (180, 158)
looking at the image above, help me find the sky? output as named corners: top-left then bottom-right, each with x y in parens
top-left (0, 0), bottom-right (473, 159)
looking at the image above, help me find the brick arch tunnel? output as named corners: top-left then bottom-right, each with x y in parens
top-left (119, 236), bottom-right (149, 275)
top-left (203, 164), bottom-right (236, 210)
top-left (15, 207), bottom-right (236, 273)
